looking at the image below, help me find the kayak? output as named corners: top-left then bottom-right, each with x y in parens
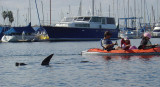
top-left (82, 47), bottom-right (160, 56)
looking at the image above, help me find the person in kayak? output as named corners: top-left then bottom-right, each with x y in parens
top-left (121, 37), bottom-right (131, 50)
top-left (101, 31), bottom-right (120, 51)
top-left (121, 37), bottom-right (137, 50)
top-left (138, 32), bottom-right (158, 49)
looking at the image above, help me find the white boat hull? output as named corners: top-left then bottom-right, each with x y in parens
top-left (1, 35), bottom-right (35, 42)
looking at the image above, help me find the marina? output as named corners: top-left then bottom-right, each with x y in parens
top-left (0, 0), bottom-right (160, 87)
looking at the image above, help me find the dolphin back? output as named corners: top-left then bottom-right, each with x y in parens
top-left (41, 54), bottom-right (54, 65)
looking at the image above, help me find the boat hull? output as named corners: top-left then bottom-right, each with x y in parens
top-left (82, 48), bottom-right (160, 56)
top-left (1, 35), bottom-right (35, 42)
top-left (43, 26), bottom-right (118, 41)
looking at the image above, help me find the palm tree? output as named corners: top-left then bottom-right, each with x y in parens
top-left (2, 11), bottom-right (8, 25)
top-left (8, 11), bottom-right (14, 25)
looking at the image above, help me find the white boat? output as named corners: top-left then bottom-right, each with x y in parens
top-left (1, 23), bottom-right (35, 42)
top-left (1, 33), bottom-right (35, 42)
top-left (43, 16), bottom-right (119, 41)
top-left (119, 29), bottom-right (136, 39)
top-left (152, 22), bottom-right (160, 37)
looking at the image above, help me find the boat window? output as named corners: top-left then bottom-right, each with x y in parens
top-left (90, 17), bottom-right (101, 22)
top-left (61, 17), bottom-right (74, 22)
top-left (77, 17), bottom-right (84, 21)
top-left (102, 18), bottom-right (105, 24)
top-left (153, 30), bottom-right (160, 32)
top-left (83, 17), bottom-right (91, 21)
top-left (155, 23), bottom-right (160, 27)
top-left (74, 17), bottom-right (78, 21)
top-left (106, 18), bottom-right (115, 24)
top-left (75, 24), bottom-right (90, 27)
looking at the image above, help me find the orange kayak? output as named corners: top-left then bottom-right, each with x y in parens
top-left (82, 47), bottom-right (160, 56)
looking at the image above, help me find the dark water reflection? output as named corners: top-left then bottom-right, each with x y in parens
top-left (0, 38), bottom-right (160, 87)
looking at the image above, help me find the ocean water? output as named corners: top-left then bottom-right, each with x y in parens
top-left (0, 38), bottom-right (160, 87)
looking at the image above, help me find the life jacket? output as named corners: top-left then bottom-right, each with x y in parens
top-left (101, 39), bottom-right (114, 51)
top-left (138, 37), bottom-right (152, 49)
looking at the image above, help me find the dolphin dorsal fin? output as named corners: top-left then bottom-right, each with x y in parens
top-left (41, 54), bottom-right (54, 65)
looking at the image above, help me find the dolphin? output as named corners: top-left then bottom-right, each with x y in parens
top-left (41, 54), bottom-right (54, 65)
top-left (15, 54), bottom-right (54, 66)
top-left (15, 62), bottom-right (27, 66)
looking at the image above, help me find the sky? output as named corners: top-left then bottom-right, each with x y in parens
top-left (0, 0), bottom-right (159, 26)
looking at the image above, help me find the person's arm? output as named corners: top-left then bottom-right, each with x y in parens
top-left (104, 43), bottom-right (115, 49)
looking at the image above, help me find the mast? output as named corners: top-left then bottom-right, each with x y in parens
top-left (128, 0), bottom-right (129, 27)
top-left (109, 5), bottom-right (110, 17)
top-left (117, 0), bottom-right (119, 20)
top-left (157, 0), bottom-right (159, 22)
top-left (134, 0), bottom-right (136, 28)
top-left (113, 0), bottom-right (114, 17)
top-left (41, 1), bottom-right (44, 25)
top-left (92, 0), bottom-right (94, 16)
top-left (17, 9), bottom-right (19, 26)
top-left (78, 0), bottom-right (82, 16)
top-left (35, 0), bottom-right (41, 26)
top-left (99, 2), bottom-right (102, 16)
top-left (50, 0), bottom-right (51, 25)
top-left (144, 0), bottom-right (146, 23)
top-left (128, 0), bottom-right (129, 18)
top-left (152, 6), bottom-right (155, 24)
top-left (68, 5), bottom-right (71, 16)
top-left (29, 0), bottom-right (31, 23)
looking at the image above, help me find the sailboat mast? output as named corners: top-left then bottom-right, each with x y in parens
top-left (141, 0), bottom-right (142, 18)
top-left (99, 2), bottom-right (102, 16)
top-left (29, 0), bottom-right (31, 23)
top-left (128, 0), bottom-right (129, 18)
top-left (117, 0), bottom-right (119, 20)
top-left (50, 0), bottom-right (51, 25)
top-left (92, 0), bottom-right (94, 16)
top-left (78, 0), bottom-right (82, 16)
top-left (157, 0), bottom-right (159, 22)
top-left (109, 5), bottom-right (110, 17)
top-left (144, 0), bottom-right (146, 23)
top-left (17, 9), bottom-right (19, 26)
top-left (128, 0), bottom-right (129, 27)
top-left (35, 0), bottom-right (41, 26)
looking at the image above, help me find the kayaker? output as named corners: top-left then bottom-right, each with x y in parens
top-left (138, 32), bottom-right (158, 49)
top-left (122, 37), bottom-right (131, 50)
top-left (121, 37), bottom-right (137, 50)
top-left (101, 31), bottom-right (120, 51)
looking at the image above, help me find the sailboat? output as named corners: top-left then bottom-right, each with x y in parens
top-left (1, 23), bottom-right (35, 42)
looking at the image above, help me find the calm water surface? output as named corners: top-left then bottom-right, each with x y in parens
top-left (0, 38), bottom-right (160, 87)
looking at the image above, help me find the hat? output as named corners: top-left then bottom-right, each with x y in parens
top-left (144, 32), bottom-right (151, 39)
top-left (124, 37), bottom-right (129, 40)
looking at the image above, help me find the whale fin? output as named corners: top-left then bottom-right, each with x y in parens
top-left (41, 54), bottom-right (54, 65)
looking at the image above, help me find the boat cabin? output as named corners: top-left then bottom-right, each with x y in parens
top-left (55, 16), bottom-right (116, 29)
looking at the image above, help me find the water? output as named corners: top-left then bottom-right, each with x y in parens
top-left (0, 38), bottom-right (160, 87)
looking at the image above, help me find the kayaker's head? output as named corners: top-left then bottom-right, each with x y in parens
top-left (124, 37), bottom-right (129, 40)
top-left (124, 37), bottom-right (130, 43)
top-left (104, 31), bottom-right (112, 39)
top-left (144, 32), bottom-right (151, 39)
